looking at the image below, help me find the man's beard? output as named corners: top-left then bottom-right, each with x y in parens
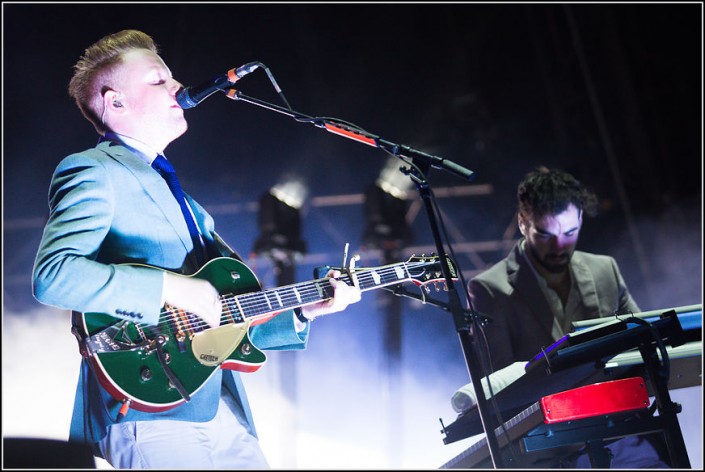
top-left (531, 246), bottom-right (573, 274)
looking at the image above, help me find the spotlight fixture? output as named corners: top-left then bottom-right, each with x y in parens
top-left (363, 183), bottom-right (412, 251)
top-left (363, 158), bottom-right (413, 251)
top-left (253, 183), bottom-right (307, 262)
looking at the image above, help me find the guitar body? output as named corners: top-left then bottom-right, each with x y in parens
top-left (76, 258), bottom-right (269, 412)
top-left (73, 253), bottom-right (454, 413)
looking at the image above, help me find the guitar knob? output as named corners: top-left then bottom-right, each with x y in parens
top-left (140, 367), bottom-right (153, 382)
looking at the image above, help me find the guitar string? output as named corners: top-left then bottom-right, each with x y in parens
top-left (154, 263), bottom-right (423, 332)
top-left (217, 263), bottom-right (412, 323)
top-left (153, 262), bottom-right (436, 332)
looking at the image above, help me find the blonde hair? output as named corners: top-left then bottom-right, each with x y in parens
top-left (68, 30), bottom-right (159, 134)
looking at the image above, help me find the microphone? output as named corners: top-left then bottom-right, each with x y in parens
top-left (176, 62), bottom-right (260, 109)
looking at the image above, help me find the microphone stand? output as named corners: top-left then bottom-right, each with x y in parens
top-left (224, 88), bottom-right (505, 468)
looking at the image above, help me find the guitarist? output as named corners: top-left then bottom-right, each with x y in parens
top-left (32, 29), bottom-right (361, 469)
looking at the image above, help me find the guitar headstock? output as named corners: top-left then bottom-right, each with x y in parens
top-left (406, 254), bottom-right (458, 287)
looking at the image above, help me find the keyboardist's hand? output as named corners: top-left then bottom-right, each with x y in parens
top-left (450, 361), bottom-right (526, 413)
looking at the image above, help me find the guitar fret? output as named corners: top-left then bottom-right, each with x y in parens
top-left (354, 264), bottom-right (408, 291)
top-left (313, 280), bottom-right (326, 299)
top-left (220, 295), bottom-right (234, 324)
top-left (370, 270), bottom-right (381, 285)
top-left (235, 281), bottom-right (333, 319)
top-left (223, 294), bottom-right (243, 323)
top-left (230, 293), bottom-right (246, 321)
top-left (239, 293), bottom-right (263, 319)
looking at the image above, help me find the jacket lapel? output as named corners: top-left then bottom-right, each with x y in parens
top-left (506, 242), bottom-right (556, 338)
top-left (98, 141), bottom-right (198, 267)
top-left (569, 252), bottom-right (601, 318)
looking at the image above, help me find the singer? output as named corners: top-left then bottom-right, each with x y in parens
top-left (32, 29), bottom-right (361, 469)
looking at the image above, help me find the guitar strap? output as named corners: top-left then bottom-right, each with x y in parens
top-left (212, 231), bottom-right (244, 263)
top-left (70, 310), bottom-right (90, 358)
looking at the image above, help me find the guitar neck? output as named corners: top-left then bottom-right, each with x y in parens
top-left (231, 262), bottom-right (413, 321)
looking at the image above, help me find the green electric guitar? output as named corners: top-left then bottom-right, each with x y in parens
top-left (72, 254), bottom-right (456, 413)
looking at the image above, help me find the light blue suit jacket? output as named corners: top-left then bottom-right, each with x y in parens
top-left (32, 140), bottom-right (308, 447)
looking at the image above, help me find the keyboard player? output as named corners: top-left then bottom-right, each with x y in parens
top-left (452, 168), bottom-right (671, 468)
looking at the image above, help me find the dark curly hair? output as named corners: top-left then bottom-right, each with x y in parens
top-left (517, 166), bottom-right (599, 218)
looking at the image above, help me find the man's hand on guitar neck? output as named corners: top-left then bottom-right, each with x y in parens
top-left (301, 270), bottom-right (362, 321)
top-left (161, 268), bottom-right (360, 328)
top-left (162, 272), bottom-right (222, 328)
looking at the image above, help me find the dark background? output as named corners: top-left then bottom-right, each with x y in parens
top-left (2, 2), bottom-right (702, 468)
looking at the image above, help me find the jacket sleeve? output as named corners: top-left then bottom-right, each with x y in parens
top-left (608, 255), bottom-right (641, 314)
top-left (250, 310), bottom-right (310, 351)
top-left (32, 152), bottom-right (164, 325)
top-left (467, 277), bottom-right (517, 372)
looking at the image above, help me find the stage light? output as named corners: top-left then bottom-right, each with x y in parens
top-left (253, 181), bottom-right (308, 262)
top-left (363, 159), bottom-right (413, 251)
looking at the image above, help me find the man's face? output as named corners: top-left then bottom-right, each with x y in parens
top-left (519, 203), bottom-right (582, 274)
top-left (112, 49), bottom-right (187, 148)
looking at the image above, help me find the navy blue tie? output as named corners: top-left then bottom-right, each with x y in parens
top-left (152, 155), bottom-right (206, 266)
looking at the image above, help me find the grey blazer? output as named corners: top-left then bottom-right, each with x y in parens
top-left (468, 241), bottom-right (640, 371)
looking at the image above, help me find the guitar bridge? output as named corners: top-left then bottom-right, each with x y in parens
top-left (84, 321), bottom-right (152, 356)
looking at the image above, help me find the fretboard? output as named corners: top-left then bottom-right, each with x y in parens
top-left (224, 261), bottom-right (414, 321)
